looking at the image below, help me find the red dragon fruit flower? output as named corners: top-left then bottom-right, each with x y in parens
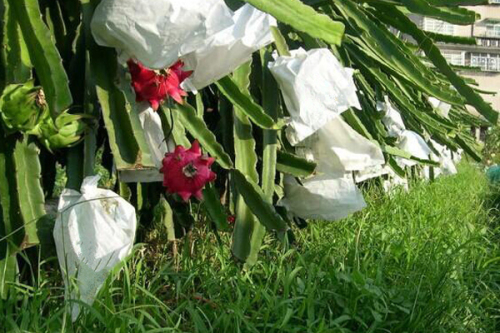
top-left (160, 140), bottom-right (216, 201)
top-left (127, 59), bottom-right (193, 110)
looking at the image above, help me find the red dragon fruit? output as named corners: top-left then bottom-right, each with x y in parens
top-left (160, 140), bottom-right (216, 201)
top-left (127, 60), bottom-right (192, 110)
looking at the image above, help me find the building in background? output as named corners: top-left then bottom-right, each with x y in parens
top-left (412, 2), bottom-right (500, 140)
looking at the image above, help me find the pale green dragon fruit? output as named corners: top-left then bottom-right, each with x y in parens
top-left (29, 112), bottom-right (89, 152)
top-left (0, 81), bottom-right (48, 134)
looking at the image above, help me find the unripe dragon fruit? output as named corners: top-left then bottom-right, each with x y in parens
top-left (0, 81), bottom-right (48, 134)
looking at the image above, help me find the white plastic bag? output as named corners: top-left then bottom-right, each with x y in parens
top-left (279, 173), bottom-right (366, 221)
top-left (138, 104), bottom-right (174, 170)
top-left (268, 48), bottom-right (361, 145)
top-left (355, 165), bottom-right (391, 183)
top-left (428, 139), bottom-right (457, 176)
top-left (377, 99), bottom-right (432, 167)
top-left (53, 176), bottom-right (137, 321)
top-left (297, 117), bottom-right (385, 174)
top-left (396, 130), bottom-right (432, 167)
top-left (377, 99), bottom-right (406, 138)
top-left (182, 4), bottom-right (276, 91)
top-left (383, 170), bottom-right (409, 194)
top-left (428, 97), bottom-right (451, 119)
top-left (91, 0), bottom-right (233, 69)
top-left (120, 103), bottom-right (175, 183)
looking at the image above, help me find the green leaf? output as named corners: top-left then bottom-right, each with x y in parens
top-left (10, 0), bottom-right (72, 118)
top-left (276, 151), bottom-right (317, 177)
top-left (231, 62), bottom-right (260, 262)
top-left (0, 137), bottom-right (46, 260)
top-left (400, 0), bottom-right (478, 25)
top-left (89, 47), bottom-right (154, 171)
top-left (270, 27), bottom-right (290, 56)
top-left (373, 4), bottom-right (498, 124)
top-left (232, 169), bottom-right (288, 232)
top-left (202, 184), bottom-right (231, 233)
top-left (382, 145), bottom-right (440, 167)
top-left (174, 103), bottom-right (234, 169)
top-left (1, 0), bottom-right (31, 87)
top-left (335, 1), bottom-right (463, 106)
top-left (158, 197), bottom-right (176, 242)
top-left (0, 255), bottom-right (16, 299)
top-left (216, 76), bottom-right (280, 130)
top-left (244, 0), bottom-right (345, 46)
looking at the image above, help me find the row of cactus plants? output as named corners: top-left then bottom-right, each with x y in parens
top-left (0, 0), bottom-right (497, 298)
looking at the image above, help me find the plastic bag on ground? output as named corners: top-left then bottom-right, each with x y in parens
top-left (182, 4), bottom-right (276, 91)
top-left (279, 173), bottom-right (366, 221)
top-left (296, 117), bottom-right (385, 174)
top-left (91, 0), bottom-right (233, 69)
top-left (268, 48), bottom-right (361, 145)
top-left (53, 176), bottom-right (137, 321)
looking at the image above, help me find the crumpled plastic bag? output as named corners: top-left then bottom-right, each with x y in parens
top-left (396, 130), bottom-right (432, 167)
top-left (377, 99), bottom-right (432, 168)
top-left (138, 104), bottom-right (173, 169)
top-left (424, 139), bottom-right (457, 177)
top-left (268, 48), bottom-right (361, 145)
top-left (297, 117), bottom-right (385, 174)
top-left (428, 97), bottom-right (451, 119)
top-left (453, 149), bottom-right (463, 164)
top-left (383, 169), bottom-right (409, 194)
top-left (279, 173), bottom-right (366, 221)
top-left (182, 4), bottom-right (276, 91)
top-left (53, 176), bottom-right (137, 321)
top-left (91, 0), bottom-right (234, 69)
top-left (120, 103), bottom-right (175, 183)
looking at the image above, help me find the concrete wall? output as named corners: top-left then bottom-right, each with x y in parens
top-left (462, 71), bottom-right (500, 112)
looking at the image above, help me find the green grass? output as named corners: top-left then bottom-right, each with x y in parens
top-left (1, 163), bottom-right (499, 332)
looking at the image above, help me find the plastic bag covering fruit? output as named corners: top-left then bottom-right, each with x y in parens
top-left (53, 176), bottom-right (137, 321)
top-left (396, 130), bottom-right (432, 168)
top-left (91, 0), bottom-right (233, 69)
top-left (279, 173), bottom-right (366, 221)
top-left (423, 139), bottom-right (457, 179)
top-left (119, 103), bottom-right (175, 183)
top-left (376, 98), bottom-right (406, 138)
top-left (268, 48), bottom-right (361, 145)
top-left (355, 164), bottom-right (391, 183)
top-left (296, 117), bottom-right (385, 174)
top-left (377, 99), bottom-right (433, 167)
top-left (181, 4), bottom-right (276, 91)
top-left (428, 97), bottom-right (451, 119)
top-left (0, 81), bottom-right (47, 134)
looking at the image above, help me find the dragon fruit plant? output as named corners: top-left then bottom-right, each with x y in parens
top-left (0, 0), bottom-right (496, 298)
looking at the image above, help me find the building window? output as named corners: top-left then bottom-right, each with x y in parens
top-left (470, 53), bottom-right (500, 72)
top-left (423, 18), bottom-right (455, 35)
top-left (441, 51), bottom-right (465, 66)
top-left (486, 23), bottom-right (500, 38)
